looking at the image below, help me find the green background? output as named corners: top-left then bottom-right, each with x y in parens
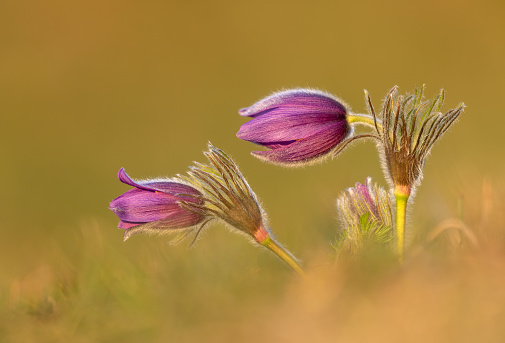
top-left (1, 0), bottom-right (504, 342)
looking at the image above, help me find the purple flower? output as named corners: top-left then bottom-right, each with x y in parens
top-left (337, 177), bottom-right (393, 232)
top-left (348, 178), bottom-right (380, 222)
top-left (109, 168), bottom-right (206, 241)
top-left (336, 177), bottom-right (393, 254)
top-left (237, 89), bottom-right (352, 165)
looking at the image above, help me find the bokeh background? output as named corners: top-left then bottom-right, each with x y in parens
top-left (1, 0), bottom-right (505, 342)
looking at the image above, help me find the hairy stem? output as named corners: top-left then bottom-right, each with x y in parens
top-left (261, 237), bottom-right (305, 277)
top-left (394, 186), bottom-right (411, 261)
top-left (347, 114), bottom-right (383, 130)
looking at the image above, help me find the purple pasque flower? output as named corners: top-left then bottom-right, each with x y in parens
top-left (341, 177), bottom-right (392, 227)
top-left (237, 89), bottom-right (353, 165)
top-left (336, 177), bottom-right (393, 254)
top-left (109, 168), bottom-right (206, 241)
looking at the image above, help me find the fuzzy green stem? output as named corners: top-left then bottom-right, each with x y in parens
top-left (261, 237), bottom-right (305, 277)
top-left (394, 186), bottom-right (410, 261)
top-left (347, 113), bottom-right (383, 130)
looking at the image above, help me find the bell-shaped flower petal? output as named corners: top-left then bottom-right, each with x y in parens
top-left (237, 89), bottom-right (352, 165)
top-left (109, 168), bottom-right (206, 240)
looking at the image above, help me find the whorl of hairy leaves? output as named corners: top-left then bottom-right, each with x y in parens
top-left (366, 86), bottom-right (465, 190)
top-left (178, 143), bottom-right (269, 243)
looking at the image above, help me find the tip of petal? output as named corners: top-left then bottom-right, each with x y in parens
top-left (236, 126), bottom-right (248, 140)
top-left (117, 168), bottom-right (129, 181)
top-left (238, 107), bottom-right (252, 117)
top-left (117, 168), bottom-right (137, 187)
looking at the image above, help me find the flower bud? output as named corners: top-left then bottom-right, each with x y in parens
top-left (336, 177), bottom-right (393, 253)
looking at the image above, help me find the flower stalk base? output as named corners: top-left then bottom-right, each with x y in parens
top-left (261, 237), bottom-right (305, 277)
top-left (394, 186), bottom-right (410, 261)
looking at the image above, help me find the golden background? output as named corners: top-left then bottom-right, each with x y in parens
top-left (1, 0), bottom-right (504, 342)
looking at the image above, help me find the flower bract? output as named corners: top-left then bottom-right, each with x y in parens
top-left (179, 143), bottom-right (272, 244)
top-left (177, 143), bottom-right (304, 274)
top-left (366, 86), bottom-right (465, 193)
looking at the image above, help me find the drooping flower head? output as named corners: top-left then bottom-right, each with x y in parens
top-left (237, 89), bottom-right (354, 166)
top-left (179, 143), bottom-right (304, 274)
top-left (109, 145), bottom-right (304, 274)
top-left (179, 143), bottom-right (271, 244)
top-left (336, 177), bottom-right (393, 254)
top-left (109, 168), bottom-right (207, 241)
top-left (366, 86), bottom-right (465, 195)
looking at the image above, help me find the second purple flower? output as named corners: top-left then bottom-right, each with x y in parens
top-left (109, 168), bottom-right (206, 241)
top-left (236, 89), bottom-right (353, 165)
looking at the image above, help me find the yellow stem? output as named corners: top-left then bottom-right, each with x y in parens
top-left (347, 114), bottom-right (383, 130)
top-left (394, 186), bottom-right (410, 262)
top-left (261, 237), bottom-right (306, 277)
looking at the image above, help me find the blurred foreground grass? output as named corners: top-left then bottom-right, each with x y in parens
top-left (1, 178), bottom-right (505, 343)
